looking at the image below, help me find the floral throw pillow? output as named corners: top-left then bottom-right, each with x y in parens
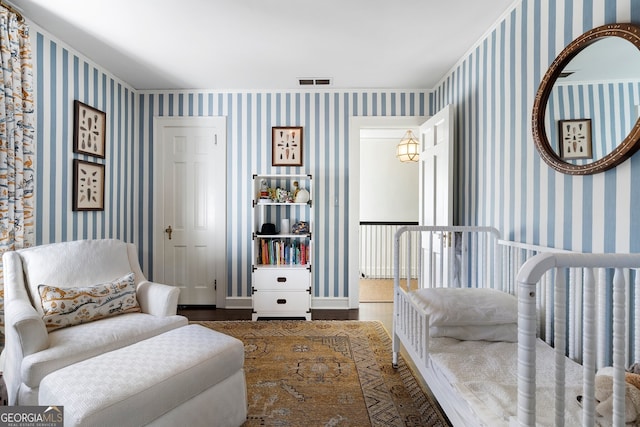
top-left (38, 272), bottom-right (141, 332)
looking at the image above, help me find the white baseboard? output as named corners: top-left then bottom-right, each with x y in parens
top-left (221, 297), bottom-right (252, 309)
top-left (221, 297), bottom-right (353, 310)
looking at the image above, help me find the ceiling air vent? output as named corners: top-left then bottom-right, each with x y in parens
top-left (298, 78), bottom-right (332, 86)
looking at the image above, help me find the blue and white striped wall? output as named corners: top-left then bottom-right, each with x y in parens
top-left (33, 21), bottom-right (428, 301)
top-left (32, 0), bottom-right (640, 305)
top-left (34, 31), bottom-right (136, 247)
top-left (431, 0), bottom-right (640, 253)
top-left (547, 82), bottom-right (640, 162)
top-left (136, 92), bottom-right (427, 300)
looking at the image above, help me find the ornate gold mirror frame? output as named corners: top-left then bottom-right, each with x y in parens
top-left (532, 23), bottom-right (640, 175)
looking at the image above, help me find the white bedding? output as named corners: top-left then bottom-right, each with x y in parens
top-left (390, 228), bottom-right (615, 426)
top-left (427, 337), bottom-right (584, 426)
top-left (410, 287), bottom-right (518, 342)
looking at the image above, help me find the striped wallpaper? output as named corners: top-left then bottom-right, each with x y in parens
top-left (547, 82), bottom-right (640, 165)
top-left (33, 23), bottom-right (428, 302)
top-left (32, 0), bottom-right (640, 305)
top-left (431, 0), bottom-right (640, 254)
top-left (136, 91), bottom-right (427, 300)
top-left (34, 32), bottom-right (136, 247)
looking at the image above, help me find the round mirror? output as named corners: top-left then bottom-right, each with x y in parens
top-left (532, 23), bottom-right (640, 175)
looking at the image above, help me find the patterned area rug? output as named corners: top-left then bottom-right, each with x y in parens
top-left (196, 320), bottom-right (449, 427)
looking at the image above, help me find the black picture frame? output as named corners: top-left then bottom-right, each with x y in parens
top-left (72, 159), bottom-right (105, 211)
top-left (73, 100), bottom-right (106, 158)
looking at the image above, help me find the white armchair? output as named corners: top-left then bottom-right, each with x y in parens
top-left (2, 239), bottom-right (188, 405)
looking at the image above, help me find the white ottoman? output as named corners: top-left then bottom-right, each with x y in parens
top-left (39, 324), bottom-right (247, 427)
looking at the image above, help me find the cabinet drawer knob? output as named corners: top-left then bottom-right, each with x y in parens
top-left (277, 299), bottom-right (287, 304)
top-left (277, 277), bottom-right (287, 283)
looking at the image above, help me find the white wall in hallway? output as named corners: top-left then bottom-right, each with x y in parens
top-left (359, 127), bottom-right (419, 223)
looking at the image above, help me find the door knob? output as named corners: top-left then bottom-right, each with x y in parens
top-left (165, 225), bottom-right (173, 240)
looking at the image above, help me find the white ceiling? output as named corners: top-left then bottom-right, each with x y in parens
top-left (9, 0), bottom-right (517, 91)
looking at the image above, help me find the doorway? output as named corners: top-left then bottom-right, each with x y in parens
top-left (152, 117), bottom-right (227, 307)
top-left (358, 127), bottom-right (419, 304)
top-left (348, 116), bottom-right (426, 312)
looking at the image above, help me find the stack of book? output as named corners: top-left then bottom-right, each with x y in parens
top-left (258, 239), bottom-right (309, 265)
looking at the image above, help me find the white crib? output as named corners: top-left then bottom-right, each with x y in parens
top-left (391, 225), bottom-right (640, 426)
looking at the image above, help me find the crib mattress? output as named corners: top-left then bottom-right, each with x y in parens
top-left (427, 337), bottom-right (584, 426)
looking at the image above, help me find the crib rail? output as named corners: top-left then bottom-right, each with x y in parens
top-left (392, 225), bottom-right (502, 290)
top-left (499, 240), bottom-right (572, 347)
top-left (392, 226), bottom-right (502, 425)
top-left (393, 226), bottom-right (640, 426)
top-left (391, 226), bottom-right (502, 372)
top-left (517, 253), bottom-right (640, 427)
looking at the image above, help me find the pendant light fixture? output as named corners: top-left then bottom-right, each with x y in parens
top-left (396, 130), bottom-right (420, 162)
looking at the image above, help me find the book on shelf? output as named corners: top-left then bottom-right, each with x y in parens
top-left (258, 238), bottom-right (309, 266)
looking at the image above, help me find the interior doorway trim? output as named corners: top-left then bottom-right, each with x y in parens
top-left (348, 115), bottom-right (427, 308)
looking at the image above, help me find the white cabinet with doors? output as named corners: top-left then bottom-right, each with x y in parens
top-left (251, 174), bottom-right (313, 320)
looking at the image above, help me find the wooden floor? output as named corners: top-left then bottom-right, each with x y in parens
top-left (359, 278), bottom-right (394, 302)
top-left (178, 303), bottom-right (393, 333)
top-left (180, 278), bottom-right (395, 331)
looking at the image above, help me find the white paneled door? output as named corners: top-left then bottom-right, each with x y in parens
top-left (419, 104), bottom-right (454, 226)
top-left (419, 105), bottom-right (455, 286)
top-left (153, 117), bottom-right (226, 306)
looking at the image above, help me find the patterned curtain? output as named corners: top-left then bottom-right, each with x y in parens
top-left (0, 10), bottom-right (35, 340)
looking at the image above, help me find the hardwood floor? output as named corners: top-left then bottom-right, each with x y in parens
top-left (180, 278), bottom-right (395, 330)
top-left (178, 303), bottom-right (392, 332)
top-left (356, 302), bottom-right (394, 332)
